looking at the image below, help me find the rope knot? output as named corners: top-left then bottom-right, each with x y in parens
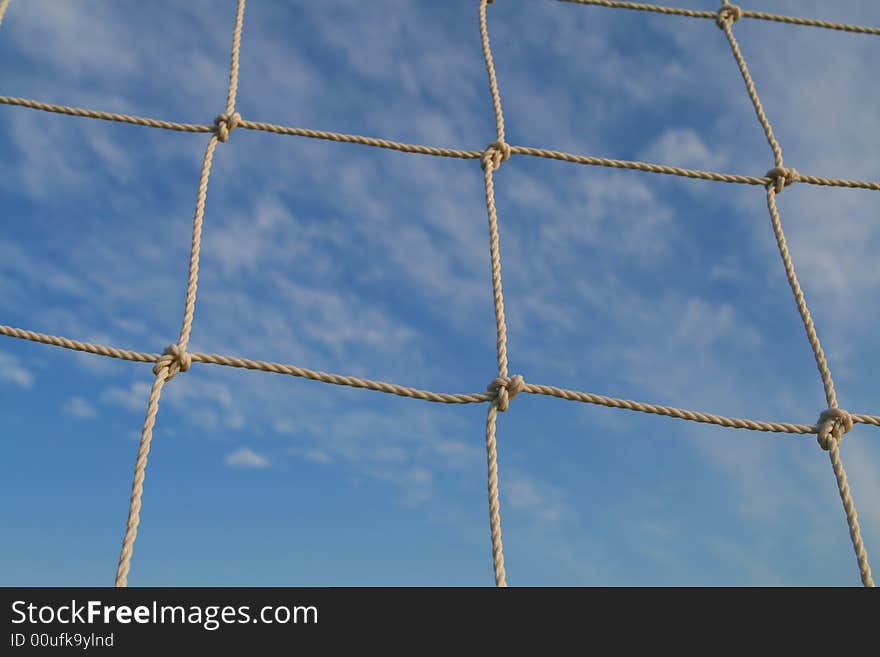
top-left (152, 344), bottom-right (192, 382)
top-left (214, 111), bottom-right (241, 142)
top-left (765, 166), bottom-right (799, 193)
top-left (715, 4), bottom-right (743, 28)
top-left (481, 140), bottom-right (511, 172)
top-left (487, 374), bottom-right (525, 412)
top-left (816, 408), bottom-right (853, 451)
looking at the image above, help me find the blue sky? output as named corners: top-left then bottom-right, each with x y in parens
top-left (1, 0), bottom-right (878, 586)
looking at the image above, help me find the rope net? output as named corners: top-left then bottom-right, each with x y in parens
top-left (0, 0), bottom-right (877, 587)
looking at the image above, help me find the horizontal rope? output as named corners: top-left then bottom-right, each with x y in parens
top-left (5, 323), bottom-right (880, 434)
top-left (510, 145), bottom-right (767, 185)
top-left (189, 352), bottom-right (492, 403)
top-left (3, 96), bottom-right (877, 192)
top-left (851, 414), bottom-right (880, 427)
top-left (0, 96), bottom-right (213, 133)
top-left (555, 0), bottom-right (880, 35)
top-left (0, 324), bottom-right (159, 362)
top-left (0, 323), bottom-right (490, 404)
top-left (523, 382), bottom-right (880, 433)
top-left (238, 119), bottom-right (482, 159)
top-left (740, 8), bottom-right (880, 35)
top-left (524, 382), bottom-right (814, 433)
top-left (512, 146), bottom-right (880, 191)
top-left (793, 173), bottom-right (880, 192)
top-left (556, 0), bottom-right (715, 20)
top-left (0, 96), bottom-right (479, 158)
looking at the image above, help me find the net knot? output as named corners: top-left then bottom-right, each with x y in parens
top-left (765, 166), bottom-right (799, 193)
top-left (816, 408), bottom-right (853, 451)
top-left (153, 344), bottom-right (192, 382)
top-left (481, 140), bottom-right (511, 172)
top-left (487, 374), bottom-right (525, 412)
top-left (715, 4), bottom-right (743, 28)
top-left (214, 111), bottom-right (241, 142)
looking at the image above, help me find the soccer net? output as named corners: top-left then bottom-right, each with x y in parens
top-left (0, 0), bottom-right (877, 586)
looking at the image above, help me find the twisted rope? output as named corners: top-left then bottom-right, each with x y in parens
top-left (826, 442), bottom-right (875, 587)
top-left (9, 322), bottom-right (880, 433)
top-left (764, 189), bottom-right (837, 406)
top-left (718, 0), bottom-right (873, 586)
top-left (7, 322), bottom-right (880, 432)
top-left (717, 9), bottom-right (783, 170)
top-left (114, 0), bottom-right (248, 587)
top-left (3, 95), bottom-right (879, 191)
top-left (479, 0), bottom-right (513, 587)
top-left (0, 96), bottom-right (213, 132)
top-left (556, 0), bottom-right (880, 35)
top-left (239, 118), bottom-right (482, 158)
top-left (113, 371), bottom-right (169, 587)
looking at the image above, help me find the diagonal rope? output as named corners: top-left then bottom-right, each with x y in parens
top-left (827, 441), bottom-right (874, 586)
top-left (767, 183), bottom-right (873, 588)
top-left (717, 2), bottom-right (873, 587)
top-left (717, 10), bottom-right (783, 169)
top-left (764, 189), bottom-right (837, 406)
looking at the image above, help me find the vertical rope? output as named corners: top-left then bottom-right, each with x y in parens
top-left (224, 0), bottom-right (247, 117)
top-left (479, 0), bottom-right (512, 587)
top-left (114, 0), bottom-right (248, 587)
top-left (485, 404), bottom-right (507, 587)
top-left (482, 162), bottom-right (510, 379)
top-left (175, 136), bottom-right (219, 352)
top-left (114, 371), bottom-right (170, 587)
top-left (719, 6), bottom-right (872, 586)
top-left (480, 0), bottom-right (506, 146)
top-left (177, 0), bottom-right (246, 353)
top-left (0, 0), bottom-right (10, 29)
top-left (482, 162), bottom-right (509, 586)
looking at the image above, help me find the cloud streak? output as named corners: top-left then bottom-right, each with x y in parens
top-left (0, 350), bottom-right (34, 388)
top-left (225, 447), bottom-right (270, 469)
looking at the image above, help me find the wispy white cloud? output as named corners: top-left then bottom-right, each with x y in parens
top-left (63, 396), bottom-right (97, 419)
top-left (505, 471), bottom-right (570, 526)
top-left (640, 128), bottom-right (728, 171)
top-left (101, 381), bottom-right (151, 413)
top-left (303, 449), bottom-right (334, 464)
top-left (362, 463), bottom-right (435, 506)
top-left (0, 351), bottom-right (34, 389)
top-left (225, 447), bottom-right (270, 469)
